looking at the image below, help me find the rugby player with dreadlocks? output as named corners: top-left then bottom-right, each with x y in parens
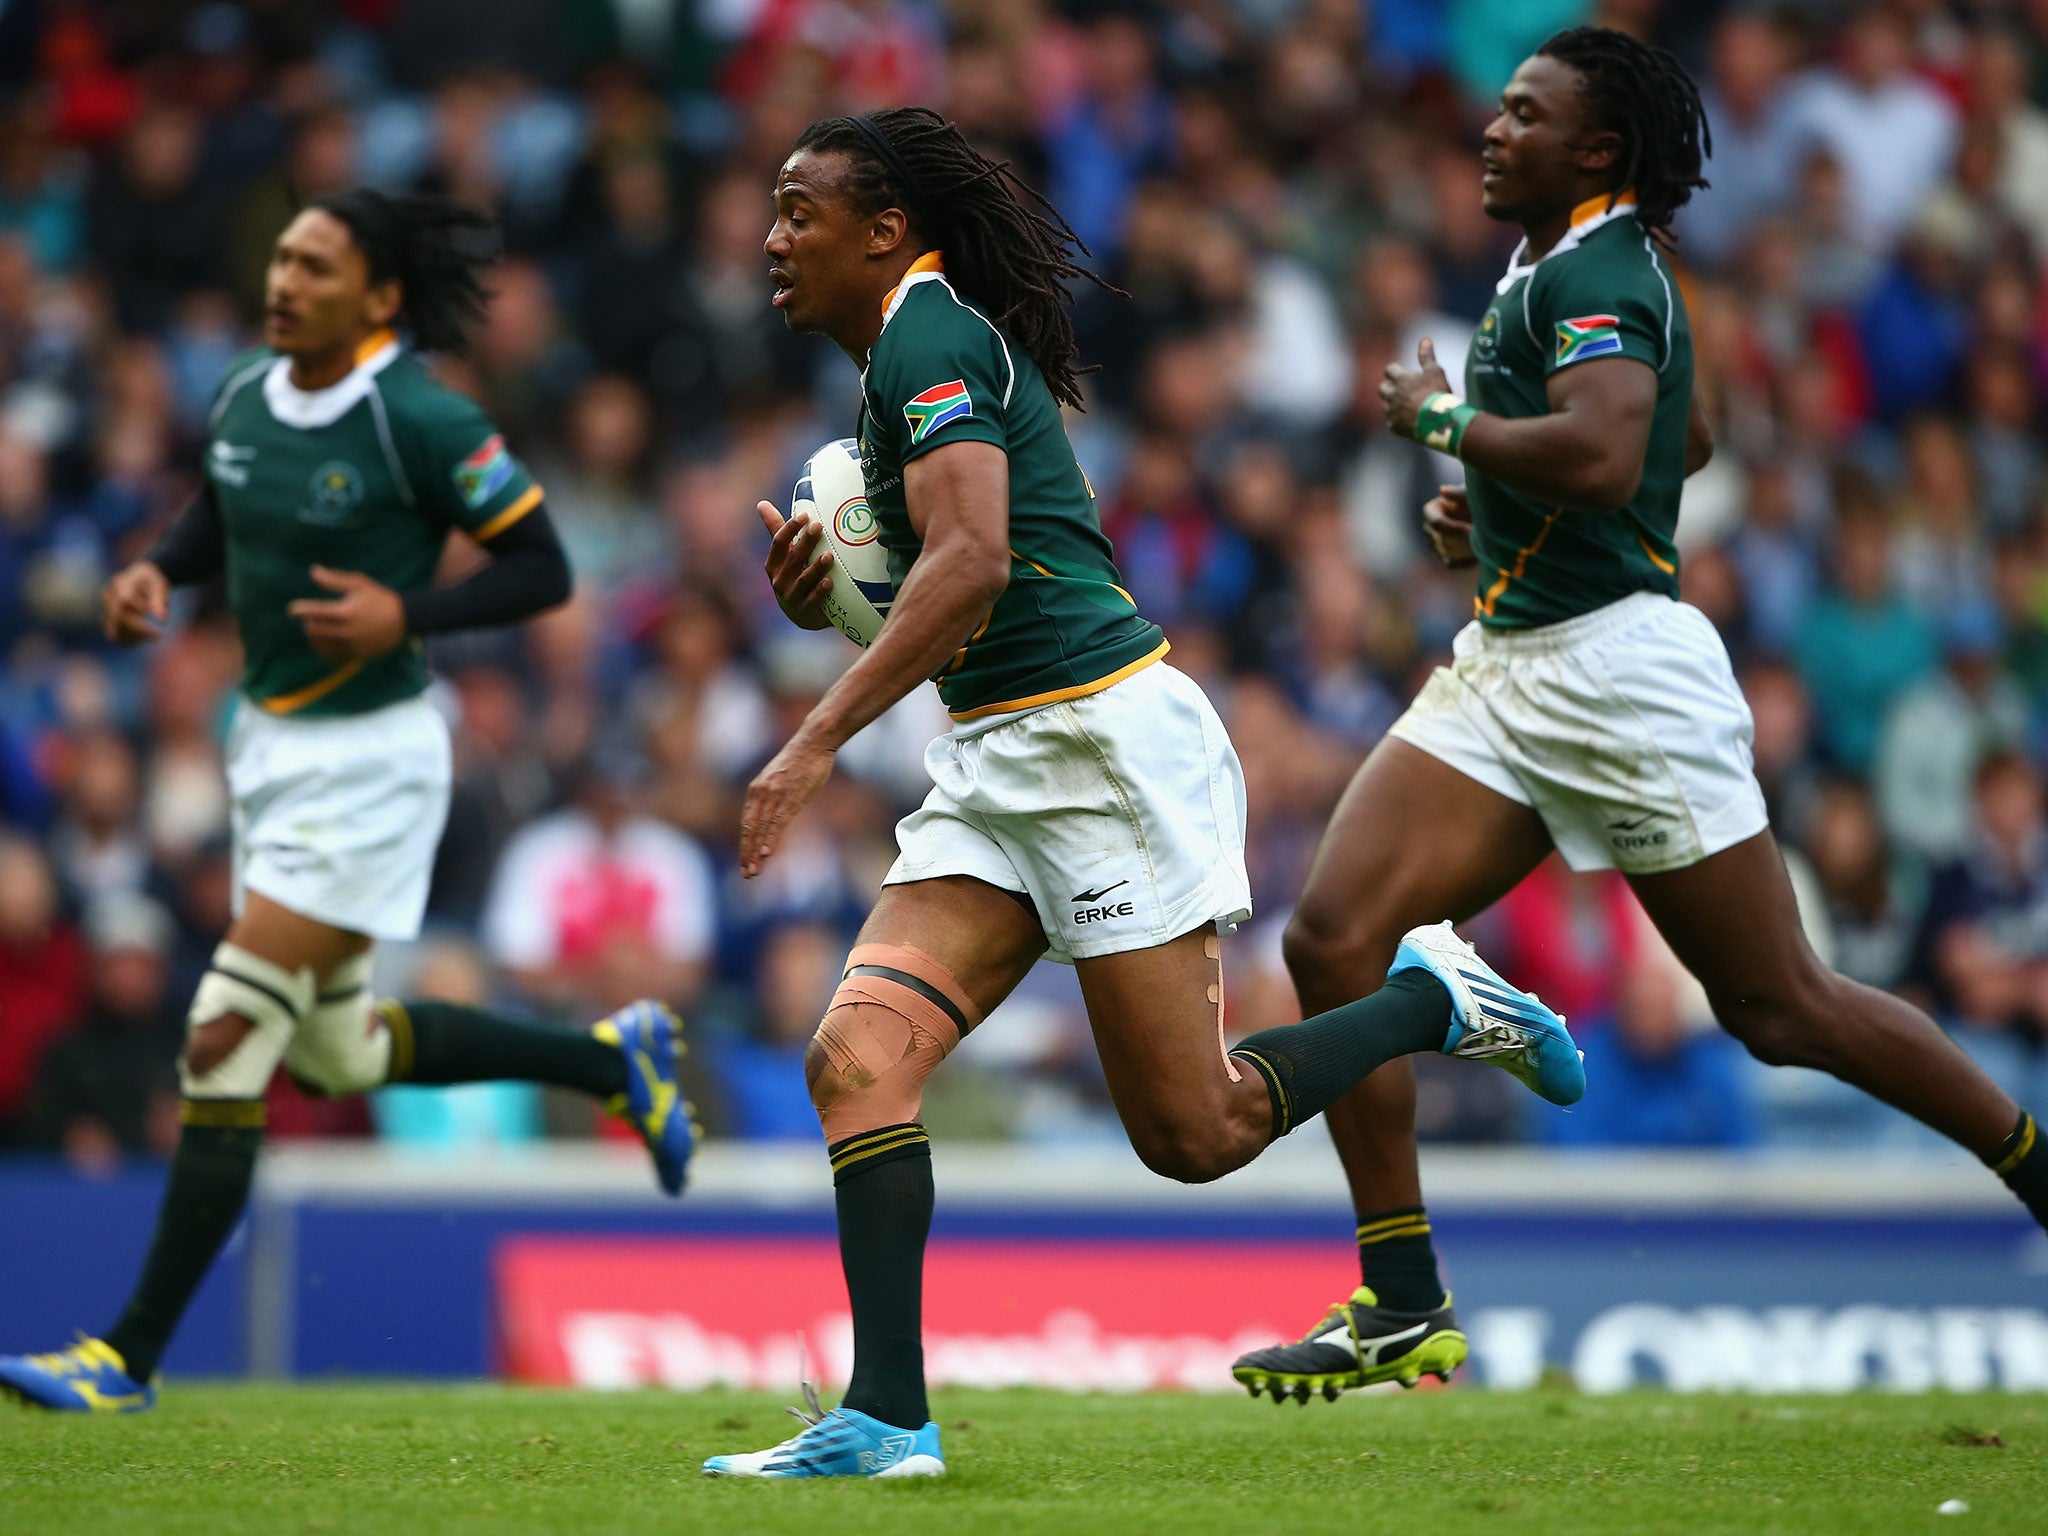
top-left (1231, 27), bottom-right (2048, 1406)
top-left (0, 192), bottom-right (696, 1414)
top-left (705, 107), bottom-right (1583, 1478)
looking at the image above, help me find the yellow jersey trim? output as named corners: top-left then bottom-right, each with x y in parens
top-left (881, 251), bottom-right (947, 320)
top-left (1635, 531), bottom-right (1677, 576)
top-left (254, 657), bottom-right (366, 715)
top-left (948, 638), bottom-right (1170, 721)
top-left (473, 483), bottom-right (544, 542)
top-left (1476, 508), bottom-right (1566, 619)
top-left (1569, 189), bottom-right (1636, 229)
top-left (353, 328), bottom-right (398, 367)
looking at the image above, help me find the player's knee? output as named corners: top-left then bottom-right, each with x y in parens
top-left (1713, 963), bottom-right (1841, 1069)
top-left (184, 1015), bottom-right (252, 1079)
top-left (1128, 1117), bottom-right (1236, 1185)
top-left (805, 944), bottom-right (977, 1143)
top-left (1282, 904), bottom-right (1394, 993)
top-left (180, 944), bottom-right (313, 1099)
top-left (282, 956), bottom-right (388, 1098)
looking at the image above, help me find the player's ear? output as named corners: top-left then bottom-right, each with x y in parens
top-left (364, 277), bottom-right (402, 331)
top-left (867, 206), bottom-right (909, 260)
top-left (1570, 130), bottom-right (1623, 177)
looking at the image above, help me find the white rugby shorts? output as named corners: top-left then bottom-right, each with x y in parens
top-left (885, 662), bottom-right (1253, 962)
top-left (227, 692), bottom-right (452, 940)
top-left (1388, 592), bottom-right (1769, 875)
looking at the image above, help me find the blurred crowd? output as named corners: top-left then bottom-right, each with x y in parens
top-left (6, 0), bottom-right (2048, 1167)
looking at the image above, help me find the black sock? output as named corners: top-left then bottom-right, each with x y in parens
top-left (829, 1123), bottom-right (934, 1430)
top-left (1989, 1111), bottom-right (2048, 1230)
top-left (104, 1107), bottom-right (263, 1381)
top-left (1355, 1206), bottom-right (1447, 1311)
top-left (1230, 970), bottom-right (1451, 1139)
top-left (382, 999), bottom-right (628, 1099)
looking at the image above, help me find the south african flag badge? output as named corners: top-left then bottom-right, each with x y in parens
top-left (904, 380), bottom-right (972, 444)
top-left (1555, 315), bottom-right (1623, 367)
top-left (454, 434), bottom-right (516, 509)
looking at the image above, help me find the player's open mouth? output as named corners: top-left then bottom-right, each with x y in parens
top-left (769, 269), bottom-right (795, 307)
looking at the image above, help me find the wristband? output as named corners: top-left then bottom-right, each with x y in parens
top-left (1415, 392), bottom-right (1478, 458)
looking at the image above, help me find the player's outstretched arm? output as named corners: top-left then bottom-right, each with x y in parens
top-left (1382, 339), bottom-right (1656, 511)
top-left (740, 439), bottom-right (1011, 878)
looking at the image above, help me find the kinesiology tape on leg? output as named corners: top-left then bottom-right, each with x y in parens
top-left (284, 952), bottom-right (391, 1097)
top-left (178, 943), bottom-right (314, 1100)
top-left (808, 944), bottom-right (982, 1144)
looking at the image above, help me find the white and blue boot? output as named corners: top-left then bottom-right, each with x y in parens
top-left (702, 1396), bottom-right (945, 1479)
top-left (1392, 921), bottom-right (1585, 1106)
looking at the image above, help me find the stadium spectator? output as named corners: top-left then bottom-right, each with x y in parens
top-left (1807, 779), bottom-right (1928, 1001)
top-left (1874, 598), bottom-right (2029, 864)
top-left (27, 891), bottom-right (181, 1171)
top-left (1794, 476), bottom-right (1937, 774)
top-left (482, 745), bottom-right (716, 1022)
top-left (1782, 5), bottom-right (1960, 248)
top-left (1681, 9), bottom-right (1805, 270)
top-left (0, 835), bottom-right (88, 1143)
top-left (1923, 751), bottom-right (2048, 1039)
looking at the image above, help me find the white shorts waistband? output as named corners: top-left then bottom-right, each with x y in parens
top-left (1469, 590), bottom-right (1675, 655)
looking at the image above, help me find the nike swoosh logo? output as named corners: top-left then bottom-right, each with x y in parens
top-left (1606, 813), bottom-right (1659, 831)
top-left (1072, 880), bottom-right (1130, 904)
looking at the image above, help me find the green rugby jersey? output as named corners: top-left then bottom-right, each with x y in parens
top-left (1463, 192), bottom-right (1692, 629)
top-left (858, 254), bottom-right (1166, 719)
top-left (204, 331), bottom-right (542, 716)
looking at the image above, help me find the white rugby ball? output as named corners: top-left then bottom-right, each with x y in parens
top-left (794, 437), bottom-right (893, 647)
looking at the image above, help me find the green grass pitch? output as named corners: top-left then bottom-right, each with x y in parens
top-left (2, 1384), bottom-right (2044, 1535)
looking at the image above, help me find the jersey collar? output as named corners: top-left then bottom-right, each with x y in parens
top-left (880, 252), bottom-right (947, 331)
top-left (1496, 190), bottom-right (1638, 294)
top-left (262, 329), bottom-right (402, 430)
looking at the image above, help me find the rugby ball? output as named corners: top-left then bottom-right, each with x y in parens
top-left (795, 437), bottom-right (894, 647)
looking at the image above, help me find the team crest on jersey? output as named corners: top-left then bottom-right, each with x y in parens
top-left (454, 434), bottom-right (515, 509)
top-left (1473, 309), bottom-right (1499, 363)
top-left (903, 380), bottom-right (972, 444)
top-left (1555, 314), bottom-right (1623, 366)
top-left (302, 460), bottom-right (363, 524)
top-left (835, 496), bottom-right (879, 546)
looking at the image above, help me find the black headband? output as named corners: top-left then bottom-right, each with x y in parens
top-left (844, 114), bottom-right (933, 228)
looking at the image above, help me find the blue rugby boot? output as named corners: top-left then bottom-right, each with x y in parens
top-left (592, 1000), bottom-right (696, 1195)
top-left (0, 1336), bottom-right (155, 1413)
top-left (702, 1398), bottom-right (945, 1479)
top-left (1392, 921), bottom-right (1585, 1106)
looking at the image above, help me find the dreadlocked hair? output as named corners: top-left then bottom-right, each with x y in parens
top-left (793, 107), bottom-right (1120, 409)
top-left (1537, 26), bottom-right (1711, 236)
top-left (310, 188), bottom-right (498, 356)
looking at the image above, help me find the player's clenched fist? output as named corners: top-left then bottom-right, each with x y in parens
top-left (100, 560), bottom-right (171, 645)
top-left (1422, 483), bottom-right (1477, 569)
top-left (757, 499), bottom-right (835, 630)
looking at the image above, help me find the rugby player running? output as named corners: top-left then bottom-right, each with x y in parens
top-left (702, 108), bottom-right (1584, 1479)
top-left (1233, 27), bottom-right (2048, 1406)
top-left (0, 192), bottom-right (695, 1414)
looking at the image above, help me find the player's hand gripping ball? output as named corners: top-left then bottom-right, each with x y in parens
top-left (789, 437), bottom-right (895, 647)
